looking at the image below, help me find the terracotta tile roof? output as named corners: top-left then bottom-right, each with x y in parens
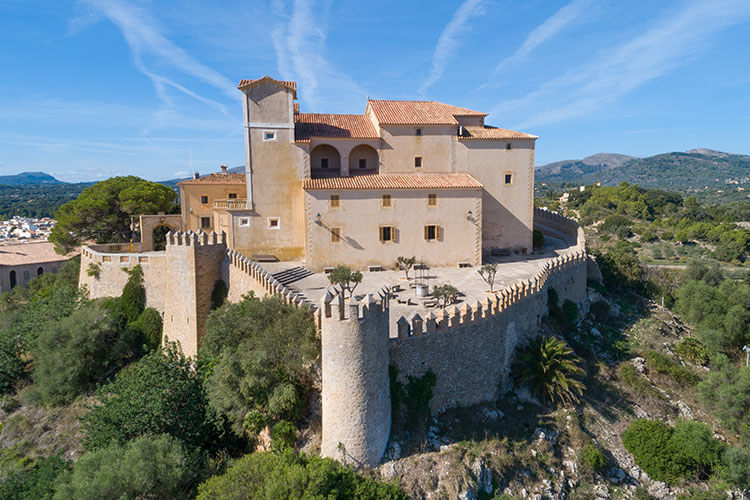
top-left (367, 100), bottom-right (487, 125)
top-left (459, 125), bottom-right (538, 140)
top-left (178, 173), bottom-right (246, 186)
top-left (237, 76), bottom-right (297, 97)
top-left (303, 173), bottom-right (482, 190)
top-left (0, 242), bottom-right (77, 266)
top-left (295, 113), bottom-right (379, 142)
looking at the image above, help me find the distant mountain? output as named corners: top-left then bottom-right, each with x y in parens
top-left (0, 172), bottom-right (64, 186)
top-left (536, 149), bottom-right (750, 200)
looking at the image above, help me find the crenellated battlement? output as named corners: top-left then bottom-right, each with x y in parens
top-left (166, 230), bottom-right (226, 247)
top-left (320, 286), bottom-right (391, 321)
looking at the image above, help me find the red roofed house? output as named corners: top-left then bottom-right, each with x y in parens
top-left (181, 76), bottom-right (538, 271)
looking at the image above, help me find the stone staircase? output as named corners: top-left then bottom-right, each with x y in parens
top-left (272, 266), bottom-right (315, 307)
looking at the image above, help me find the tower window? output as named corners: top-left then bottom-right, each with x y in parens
top-left (201, 217), bottom-right (211, 228)
top-left (268, 217), bottom-right (280, 229)
top-left (505, 173), bottom-right (513, 185)
top-left (424, 225), bottom-right (440, 241)
top-left (359, 158), bottom-right (367, 169)
top-left (200, 195), bottom-right (208, 204)
top-left (321, 158), bottom-right (329, 169)
top-left (330, 227), bottom-right (341, 243)
top-left (263, 130), bottom-right (277, 142)
top-left (416, 128), bottom-right (422, 136)
top-left (379, 226), bottom-right (395, 243)
top-left (239, 217), bottom-right (250, 227)
top-left (329, 194), bottom-right (340, 208)
top-left (415, 157), bottom-right (422, 168)
top-left (382, 194), bottom-right (392, 208)
top-left (427, 193), bottom-right (437, 206)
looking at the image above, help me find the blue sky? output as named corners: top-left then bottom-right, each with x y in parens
top-left (1, 0), bottom-right (749, 182)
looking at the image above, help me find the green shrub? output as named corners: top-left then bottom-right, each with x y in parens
top-left (645, 351), bottom-right (700, 385)
top-left (721, 446), bottom-right (750, 491)
top-left (130, 307), bottom-right (163, 351)
top-left (562, 300), bottom-right (578, 325)
top-left (580, 443), bottom-right (608, 471)
top-left (196, 449), bottom-right (407, 500)
top-left (81, 343), bottom-right (221, 452)
top-left (432, 284), bottom-right (459, 307)
top-left (210, 280), bottom-right (228, 311)
top-left (32, 303), bottom-right (121, 405)
top-left (617, 364), bottom-right (662, 399)
top-left (675, 337), bottom-right (709, 365)
top-left (389, 366), bottom-right (437, 426)
top-left (53, 434), bottom-right (198, 500)
top-left (622, 419), bottom-right (674, 482)
top-left (102, 265), bottom-right (145, 330)
top-left (590, 300), bottom-right (610, 323)
top-left (271, 420), bottom-right (297, 451)
top-left (533, 229), bottom-right (545, 249)
top-left (696, 358), bottom-right (750, 438)
top-left (0, 454), bottom-right (69, 500)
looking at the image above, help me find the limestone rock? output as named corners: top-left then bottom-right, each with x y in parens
top-left (472, 458), bottom-right (493, 494)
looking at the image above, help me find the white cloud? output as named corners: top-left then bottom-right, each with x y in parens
top-left (419, 0), bottom-right (487, 95)
top-left (492, 0), bottom-right (592, 74)
top-left (493, 0), bottom-right (750, 128)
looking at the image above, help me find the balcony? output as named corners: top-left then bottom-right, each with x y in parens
top-left (214, 199), bottom-right (248, 210)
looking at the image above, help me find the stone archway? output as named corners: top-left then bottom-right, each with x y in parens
top-left (311, 144), bottom-right (341, 178)
top-left (348, 144), bottom-right (379, 175)
top-left (153, 225), bottom-right (171, 251)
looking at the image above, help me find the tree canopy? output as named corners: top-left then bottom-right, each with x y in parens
top-left (49, 176), bottom-right (177, 252)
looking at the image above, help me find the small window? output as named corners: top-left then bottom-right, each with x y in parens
top-left (382, 194), bottom-right (392, 208)
top-left (37, 267), bottom-right (43, 277)
top-left (359, 158), bottom-right (367, 169)
top-left (228, 193), bottom-right (237, 199)
top-left (506, 142), bottom-right (512, 150)
top-left (427, 193), bottom-right (437, 206)
top-left (263, 130), bottom-right (276, 142)
top-left (424, 225), bottom-right (440, 241)
top-left (268, 217), bottom-right (280, 230)
top-left (379, 226), bottom-right (395, 243)
top-left (330, 227), bottom-right (341, 243)
top-left (201, 217), bottom-right (211, 228)
top-left (321, 158), bottom-right (329, 169)
top-left (200, 195), bottom-right (208, 204)
top-left (239, 217), bottom-right (250, 227)
top-left (23, 270), bottom-right (29, 282)
top-left (504, 173), bottom-right (513, 185)
top-left (329, 194), bottom-right (340, 208)
top-left (415, 156), bottom-right (422, 168)
top-left (416, 128), bottom-right (422, 136)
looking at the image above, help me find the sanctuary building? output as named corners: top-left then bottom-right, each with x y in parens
top-left (177, 76), bottom-right (537, 271)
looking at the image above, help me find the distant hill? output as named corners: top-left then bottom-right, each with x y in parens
top-left (0, 172), bottom-right (64, 186)
top-left (536, 149), bottom-right (750, 201)
top-left (159, 166), bottom-right (245, 188)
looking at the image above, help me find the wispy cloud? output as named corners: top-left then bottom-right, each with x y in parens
top-left (75, 0), bottom-right (238, 118)
top-left (419, 0), bottom-right (486, 95)
top-left (492, 0), bottom-right (592, 74)
top-left (271, 0), bottom-right (361, 109)
top-left (493, 0), bottom-right (750, 128)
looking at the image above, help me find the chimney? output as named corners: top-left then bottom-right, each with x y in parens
top-left (220, 165), bottom-right (228, 174)
top-left (193, 172), bottom-right (200, 179)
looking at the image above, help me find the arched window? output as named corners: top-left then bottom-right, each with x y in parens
top-left (23, 270), bottom-right (29, 282)
top-left (9, 270), bottom-right (16, 289)
top-left (37, 267), bottom-right (44, 277)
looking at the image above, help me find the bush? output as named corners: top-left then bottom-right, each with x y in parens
top-left (81, 343), bottom-right (221, 452)
top-left (596, 242), bottom-right (646, 292)
top-left (562, 300), bottom-right (578, 325)
top-left (196, 449), bottom-right (407, 500)
top-left (432, 284), bottom-right (458, 308)
top-left (130, 307), bottom-right (163, 351)
top-left (53, 434), bottom-right (198, 500)
top-left (202, 295), bottom-right (318, 436)
top-left (102, 265), bottom-right (145, 330)
top-left (32, 303), bottom-right (121, 405)
top-left (622, 419), bottom-right (675, 482)
top-left (675, 337), bottom-right (709, 365)
top-left (721, 446), bottom-right (750, 491)
top-left (645, 351), bottom-right (700, 385)
top-left (533, 229), bottom-right (545, 248)
top-left (696, 358), bottom-right (750, 438)
top-left (590, 300), bottom-right (610, 323)
top-left (271, 420), bottom-right (297, 451)
top-left (210, 280), bottom-right (228, 311)
top-left (617, 364), bottom-right (661, 399)
top-left (0, 454), bottom-right (69, 500)
top-left (580, 443), bottom-right (608, 471)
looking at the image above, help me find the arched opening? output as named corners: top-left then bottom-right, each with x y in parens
top-left (37, 267), bottom-right (44, 277)
top-left (153, 225), bottom-right (171, 251)
top-left (310, 144), bottom-right (341, 178)
top-left (23, 270), bottom-right (29, 283)
top-left (9, 270), bottom-right (16, 289)
top-left (348, 144), bottom-right (379, 175)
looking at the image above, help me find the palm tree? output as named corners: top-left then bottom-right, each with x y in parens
top-left (513, 336), bottom-right (585, 406)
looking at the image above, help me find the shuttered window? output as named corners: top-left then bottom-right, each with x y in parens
top-left (331, 227), bottom-right (341, 243)
top-left (379, 226), bottom-right (395, 242)
top-left (424, 225), bottom-right (440, 241)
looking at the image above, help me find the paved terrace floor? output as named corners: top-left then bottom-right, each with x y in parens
top-left (257, 235), bottom-right (576, 336)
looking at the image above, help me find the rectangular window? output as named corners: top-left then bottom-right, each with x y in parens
top-left (267, 217), bottom-right (280, 229)
top-left (415, 156), bottom-right (422, 168)
top-left (239, 217), bottom-right (250, 227)
top-left (330, 227), bottom-right (341, 243)
top-left (263, 130), bottom-right (276, 142)
top-left (379, 226), bottom-right (395, 243)
top-left (505, 173), bottom-right (513, 185)
top-left (321, 158), bottom-right (329, 169)
top-left (424, 225), bottom-right (440, 241)
top-left (416, 128), bottom-right (422, 136)
top-left (228, 193), bottom-right (237, 199)
top-left (381, 194), bottom-right (392, 208)
top-left (200, 195), bottom-right (208, 204)
top-left (201, 217), bottom-right (211, 229)
top-left (329, 194), bottom-right (340, 208)
top-left (427, 193), bottom-right (437, 206)
top-left (506, 142), bottom-right (512, 150)
top-left (359, 158), bottom-right (367, 169)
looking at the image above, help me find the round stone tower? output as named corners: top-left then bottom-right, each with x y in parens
top-left (320, 289), bottom-right (391, 468)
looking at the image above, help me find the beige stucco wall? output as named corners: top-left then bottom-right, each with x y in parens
top-left (458, 138), bottom-right (535, 253)
top-left (0, 260), bottom-right (66, 293)
top-left (179, 183), bottom-right (246, 233)
top-left (378, 125), bottom-right (456, 174)
top-left (304, 188), bottom-right (481, 271)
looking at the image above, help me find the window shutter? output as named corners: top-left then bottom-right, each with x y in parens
top-left (424, 226), bottom-right (429, 240)
top-left (391, 226), bottom-right (396, 243)
top-left (379, 227), bottom-right (384, 242)
top-left (437, 226), bottom-right (441, 240)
